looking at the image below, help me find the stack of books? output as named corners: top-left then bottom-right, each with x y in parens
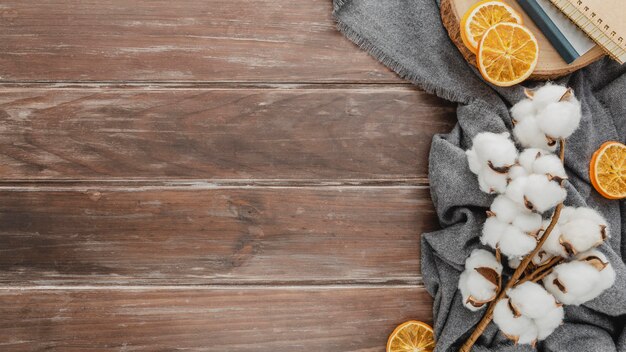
top-left (517, 0), bottom-right (625, 64)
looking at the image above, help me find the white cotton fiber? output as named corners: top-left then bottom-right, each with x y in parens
top-left (560, 218), bottom-right (605, 255)
top-left (511, 99), bottom-right (536, 124)
top-left (482, 217), bottom-right (507, 249)
top-left (499, 225), bottom-right (537, 258)
top-left (531, 84), bottom-right (570, 111)
top-left (508, 164), bottom-right (528, 180)
top-left (577, 250), bottom-right (616, 298)
top-left (472, 132), bottom-right (518, 169)
top-left (508, 257), bottom-right (521, 269)
top-left (493, 299), bottom-right (538, 345)
top-left (513, 211), bottom-right (543, 234)
top-left (539, 220), bottom-right (568, 257)
top-left (513, 117), bottom-right (557, 151)
top-left (518, 148), bottom-right (547, 172)
top-left (574, 207), bottom-right (607, 225)
top-left (534, 305), bottom-right (564, 340)
top-left (505, 177), bottom-right (529, 210)
top-left (537, 100), bottom-right (582, 140)
top-left (478, 167), bottom-right (509, 194)
top-left (459, 271), bottom-right (483, 311)
top-left (508, 282), bottom-right (558, 319)
top-left (491, 195), bottom-right (522, 224)
top-left (533, 154), bottom-right (567, 181)
top-left (459, 249), bottom-right (503, 311)
top-left (466, 270), bottom-right (498, 300)
top-left (465, 248), bottom-right (503, 272)
top-left (466, 148), bottom-right (482, 175)
top-left (544, 260), bottom-right (601, 305)
top-left (522, 174), bottom-right (566, 213)
top-left (532, 250), bottom-right (554, 266)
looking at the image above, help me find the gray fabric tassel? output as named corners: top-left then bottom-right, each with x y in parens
top-left (333, 1), bottom-right (626, 351)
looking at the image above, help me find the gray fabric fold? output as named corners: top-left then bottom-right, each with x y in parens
top-left (333, 1), bottom-right (626, 351)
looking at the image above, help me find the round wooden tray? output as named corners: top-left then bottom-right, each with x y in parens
top-left (440, 0), bottom-right (605, 80)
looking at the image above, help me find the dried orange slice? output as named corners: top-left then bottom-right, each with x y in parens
top-left (477, 22), bottom-right (539, 87)
top-left (387, 320), bottom-right (435, 352)
top-left (460, 0), bottom-right (523, 54)
top-left (590, 141), bottom-right (626, 200)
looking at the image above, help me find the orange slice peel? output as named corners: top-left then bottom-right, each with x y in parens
top-left (477, 22), bottom-right (539, 87)
top-left (387, 320), bottom-right (435, 352)
top-left (460, 0), bottom-right (523, 54)
top-left (590, 141), bottom-right (626, 200)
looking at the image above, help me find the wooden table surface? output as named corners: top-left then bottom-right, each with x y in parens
top-left (0, 1), bottom-right (457, 350)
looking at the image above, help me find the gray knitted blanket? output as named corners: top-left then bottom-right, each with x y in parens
top-left (332, 1), bottom-right (626, 351)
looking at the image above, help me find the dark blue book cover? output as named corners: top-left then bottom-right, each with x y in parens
top-left (517, 0), bottom-right (580, 63)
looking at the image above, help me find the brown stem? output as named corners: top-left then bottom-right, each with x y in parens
top-left (516, 256), bottom-right (563, 286)
top-left (459, 140), bottom-right (565, 352)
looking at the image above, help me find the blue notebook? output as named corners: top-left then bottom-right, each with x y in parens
top-left (517, 0), bottom-right (581, 63)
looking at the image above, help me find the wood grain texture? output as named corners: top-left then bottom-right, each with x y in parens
top-left (0, 87), bottom-right (456, 180)
top-left (0, 0), bottom-right (398, 83)
top-left (0, 287), bottom-right (432, 351)
top-left (0, 186), bottom-right (436, 285)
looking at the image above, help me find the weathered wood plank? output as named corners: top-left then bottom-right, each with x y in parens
top-left (0, 88), bottom-right (455, 180)
top-left (0, 186), bottom-right (436, 285)
top-left (0, 0), bottom-right (397, 82)
top-left (0, 287), bottom-right (432, 351)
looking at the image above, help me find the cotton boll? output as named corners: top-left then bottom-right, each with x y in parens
top-left (499, 225), bottom-right (537, 258)
top-left (512, 211), bottom-right (543, 234)
top-left (466, 148), bottom-right (482, 175)
top-left (531, 84), bottom-right (569, 111)
top-left (508, 282), bottom-right (559, 320)
top-left (493, 299), bottom-right (538, 345)
top-left (532, 250), bottom-right (554, 266)
top-left (478, 167), bottom-right (509, 194)
top-left (466, 269), bottom-right (499, 301)
top-left (505, 177), bottom-right (529, 209)
top-left (508, 257), bottom-right (521, 269)
top-left (573, 207), bottom-right (607, 226)
top-left (465, 249), bottom-right (503, 273)
top-left (518, 148), bottom-right (547, 172)
top-left (523, 174), bottom-right (566, 213)
top-left (472, 132), bottom-right (519, 169)
top-left (558, 206), bottom-right (576, 223)
top-left (482, 217), bottom-right (507, 249)
top-left (508, 164), bottom-right (528, 180)
top-left (572, 207), bottom-right (609, 236)
top-left (459, 271), bottom-right (483, 311)
top-left (539, 221), bottom-right (568, 257)
top-left (573, 249), bottom-right (616, 303)
top-left (533, 154), bottom-right (567, 181)
top-left (511, 99), bottom-right (536, 124)
top-left (537, 100), bottom-right (582, 139)
top-left (490, 195), bottom-right (522, 224)
top-left (560, 218), bottom-right (606, 255)
top-left (543, 261), bottom-right (602, 305)
top-left (459, 249), bottom-right (503, 310)
top-left (513, 117), bottom-right (557, 151)
top-left (534, 305), bottom-right (564, 340)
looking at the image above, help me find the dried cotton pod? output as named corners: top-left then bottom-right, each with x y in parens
top-left (493, 299), bottom-right (538, 345)
top-left (499, 225), bottom-right (537, 258)
top-left (534, 304), bottom-right (564, 340)
top-left (471, 132), bottom-right (518, 170)
top-left (544, 249), bottom-right (615, 305)
top-left (513, 116), bottom-right (557, 151)
top-left (507, 282), bottom-right (560, 320)
top-left (505, 175), bottom-right (566, 213)
top-left (459, 249), bottom-right (503, 311)
top-left (530, 84), bottom-right (571, 111)
top-left (536, 99), bottom-right (581, 140)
